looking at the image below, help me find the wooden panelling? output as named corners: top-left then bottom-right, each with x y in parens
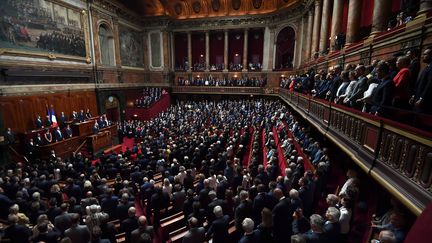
top-left (0, 91), bottom-right (97, 133)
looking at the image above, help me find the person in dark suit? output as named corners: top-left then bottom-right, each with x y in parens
top-left (121, 207), bottom-right (139, 243)
top-left (206, 190), bottom-right (224, 223)
top-left (322, 207), bottom-right (341, 243)
top-left (72, 111), bottom-right (78, 122)
top-left (65, 124), bottom-right (73, 138)
top-left (183, 217), bottom-right (206, 243)
top-left (252, 184), bottom-right (273, 224)
top-left (206, 206), bottom-right (229, 243)
top-left (35, 133), bottom-right (44, 146)
top-left (130, 216), bottom-right (154, 243)
top-left (234, 190), bottom-right (253, 236)
top-left (410, 47), bottom-right (432, 114)
top-left (4, 128), bottom-right (15, 144)
top-left (54, 126), bottom-right (63, 142)
top-left (101, 189), bottom-right (118, 221)
top-left (59, 111), bottom-right (68, 128)
top-left (4, 214), bottom-right (31, 243)
top-left (78, 109), bottom-right (86, 122)
top-left (30, 221), bottom-right (61, 243)
top-left (54, 203), bottom-right (72, 234)
top-left (26, 138), bottom-right (36, 159)
top-left (45, 115), bottom-right (52, 127)
top-left (116, 193), bottom-right (134, 222)
top-left (64, 213), bottom-right (91, 243)
top-left (239, 218), bottom-right (260, 243)
top-left (93, 123), bottom-right (100, 135)
top-left (97, 117), bottom-right (105, 128)
top-left (272, 188), bottom-right (294, 242)
top-left (370, 61), bottom-right (395, 116)
top-left (35, 115), bottom-right (43, 128)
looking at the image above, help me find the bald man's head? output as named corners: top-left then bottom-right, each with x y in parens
top-left (138, 216), bottom-right (147, 227)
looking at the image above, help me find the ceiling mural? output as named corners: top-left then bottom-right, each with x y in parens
top-left (121, 0), bottom-right (299, 19)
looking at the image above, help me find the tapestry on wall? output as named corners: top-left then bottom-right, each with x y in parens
top-left (0, 0), bottom-right (86, 57)
top-left (119, 25), bottom-right (143, 67)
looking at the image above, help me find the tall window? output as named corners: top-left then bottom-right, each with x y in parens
top-left (99, 24), bottom-right (115, 66)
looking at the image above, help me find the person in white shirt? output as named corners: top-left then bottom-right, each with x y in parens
top-left (339, 197), bottom-right (353, 242)
top-left (339, 169), bottom-right (357, 197)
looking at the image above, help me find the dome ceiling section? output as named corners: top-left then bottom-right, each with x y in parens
top-left (129, 0), bottom-right (299, 19)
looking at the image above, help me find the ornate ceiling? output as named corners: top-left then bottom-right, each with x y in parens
top-left (121, 0), bottom-right (299, 19)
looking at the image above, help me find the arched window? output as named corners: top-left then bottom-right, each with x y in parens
top-left (99, 24), bottom-right (115, 66)
top-left (275, 26), bottom-right (295, 70)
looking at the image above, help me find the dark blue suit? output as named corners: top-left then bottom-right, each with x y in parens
top-left (206, 215), bottom-right (229, 243)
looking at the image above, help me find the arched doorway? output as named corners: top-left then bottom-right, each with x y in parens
top-left (275, 26), bottom-right (295, 70)
top-left (105, 95), bottom-right (120, 122)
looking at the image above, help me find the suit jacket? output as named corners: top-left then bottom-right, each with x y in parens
top-left (65, 128), bottom-right (73, 138)
top-left (414, 63), bottom-right (432, 110)
top-left (64, 224), bottom-right (91, 243)
top-left (54, 213), bottom-right (73, 234)
top-left (36, 118), bottom-right (43, 128)
top-left (272, 198), bottom-right (294, 240)
top-left (4, 224), bottom-right (31, 243)
top-left (60, 115), bottom-right (68, 127)
top-left (322, 221), bottom-right (341, 243)
top-left (54, 130), bottom-right (63, 142)
top-left (121, 216), bottom-right (139, 243)
top-left (206, 215), bottom-right (229, 243)
top-left (130, 226), bottom-right (154, 243)
top-left (371, 77), bottom-right (395, 114)
top-left (235, 200), bottom-right (253, 231)
top-left (349, 76), bottom-right (368, 101)
top-left (182, 227), bottom-right (206, 243)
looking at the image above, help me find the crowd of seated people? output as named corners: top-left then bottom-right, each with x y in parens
top-left (209, 64), bottom-right (224, 71)
top-left (229, 63), bottom-right (243, 71)
top-left (248, 62), bottom-right (262, 71)
top-left (0, 98), bottom-right (408, 243)
top-left (281, 47), bottom-right (432, 119)
top-left (134, 88), bottom-right (166, 108)
top-left (177, 76), bottom-right (266, 87)
top-left (193, 63), bottom-right (206, 71)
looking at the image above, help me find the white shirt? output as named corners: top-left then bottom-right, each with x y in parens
top-left (339, 206), bottom-right (352, 234)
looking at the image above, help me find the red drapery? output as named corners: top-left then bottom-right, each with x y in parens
top-left (191, 33), bottom-right (205, 65)
top-left (228, 31), bottom-right (244, 64)
top-left (248, 29), bottom-right (264, 64)
top-left (210, 32), bottom-right (224, 65)
top-left (174, 33), bottom-right (188, 66)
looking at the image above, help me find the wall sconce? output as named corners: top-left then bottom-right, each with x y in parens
top-left (234, 74), bottom-right (238, 78)
top-left (200, 54), bottom-right (204, 57)
top-left (235, 53), bottom-right (239, 56)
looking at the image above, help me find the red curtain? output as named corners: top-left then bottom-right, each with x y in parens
top-left (174, 33), bottom-right (188, 67)
top-left (191, 33), bottom-right (205, 65)
top-left (361, 0), bottom-right (374, 27)
top-left (275, 27), bottom-right (295, 69)
top-left (210, 32), bottom-right (224, 65)
top-left (248, 29), bottom-right (264, 64)
top-left (342, 1), bottom-right (349, 33)
top-left (228, 31), bottom-right (244, 64)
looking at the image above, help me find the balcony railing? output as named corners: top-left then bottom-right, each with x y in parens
top-left (278, 88), bottom-right (432, 215)
top-left (171, 86), bottom-right (265, 95)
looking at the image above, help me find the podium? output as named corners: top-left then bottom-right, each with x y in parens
top-left (71, 117), bottom-right (99, 136)
top-left (34, 136), bottom-right (83, 159)
top-left (87, 130), bottom-right (112, 153)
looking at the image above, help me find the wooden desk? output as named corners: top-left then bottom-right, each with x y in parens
top-left (71, 117), bottom-right (98, 136)
top-left (87, 130), bottom-right (112, 153)
top-left (34, 136), bottom-right (84, 159)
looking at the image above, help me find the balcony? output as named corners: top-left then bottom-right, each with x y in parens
top-left (278, 88), bottom-right (432, 215)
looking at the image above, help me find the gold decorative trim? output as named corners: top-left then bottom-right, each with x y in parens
top-left (383, 124), bottom-right (432, 147)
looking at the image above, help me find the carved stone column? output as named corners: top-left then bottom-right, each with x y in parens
top-left (187, 32), bottom-right (192, 72)
top-left (170, 32), bottom-right (175, 71)
top-left (319, 0), bottom-right (331, 55)
top-left (205, 31), bottom-right (210, 71)
top-left (371, 0), bottom-right (392, 35)
top-left (224, 30), bottom-right (229, 71)
top-left (305, 10), bottom-right (314, 62)
top-left (311, 0), bottom-right (322, 58)
top-left (330, 0), bottom-right (344, 51)
top-left (418, 0), bottom-right (432, 15)
top-left (296, 17), bottom-right (305, 67)
top-left (242, 29), bottom-right (249, 71)
top-left (268, 26), bottom-right (276, 70)
top-left (346, 0), bottom-right (362, 45)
